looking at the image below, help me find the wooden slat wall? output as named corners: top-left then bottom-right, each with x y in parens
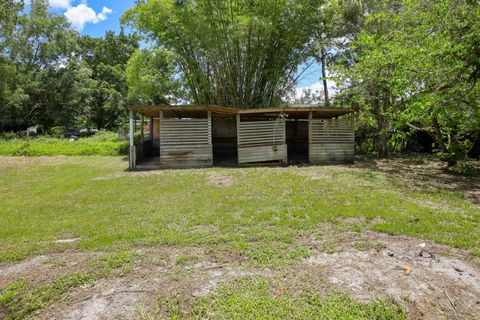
top-left (309, 117), bottom-right (354, 163)
top-left (160, 117), bottom-right (213, 168)
top-left (237, 118), bottom-right (287, 164)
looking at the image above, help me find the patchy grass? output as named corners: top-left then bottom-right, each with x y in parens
top-left (0, 272), bottom-right (93, 320)
top-left (0, 156), bottom-right (479, 263)
top-left (0, 155), bottom-right (479, 319)
top-left (0, 132), bottom-right (128, 156)
top-left (0, 251), bottom-right (137, 320)
top-left (161, 278), bottom-right (407, 320)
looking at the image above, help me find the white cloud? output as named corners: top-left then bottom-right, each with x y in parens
top-left (97, 7), bottom-right (113, 22)
top-left (64, 4), bottom-right (112, 30)
top-left (48, 0), bottom-right (72, 9)
top-left (290, 79), bottom-right (337, 104)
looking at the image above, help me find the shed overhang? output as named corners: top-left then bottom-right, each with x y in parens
top-left (130, 105), bottom-right (354, 119)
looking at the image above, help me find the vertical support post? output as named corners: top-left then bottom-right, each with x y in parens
top-left (159, 111), bottom-right (163, 166)
top-left (207, 110), bottom-right (213, 166)
top-left (308, 112), bottom-right (313, 164)
top-left (149, 118), bottom-right (154, 140)
top-left (351, 111), bottom-right (355, 163)
top-left (236, 114), bottom-right (241, 165)
top-left (129, 110), bottom-right (135, 170)
top-left (140, 114), bottom-right (144, 144)
top-left (207, 111), bottom-right (212, 145)
top-left (283, 116), bottom-right (287, 164)
top-left (139, 114), bottom-right (144, 162)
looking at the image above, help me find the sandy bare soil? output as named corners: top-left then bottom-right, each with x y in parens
top-left (1, 231), bottom-right (479, 320)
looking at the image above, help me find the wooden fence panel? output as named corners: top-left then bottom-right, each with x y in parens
top-left (237, 118), bottom-right (287, 164)
top-left (160, 117), bottom-right (213, 168)
top-left (309, 118), bottom-right (354, 163)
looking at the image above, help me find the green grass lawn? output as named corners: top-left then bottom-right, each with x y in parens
top-left (0, 156), bottom-right (479, 319)
top-left (0, 132), bottom-right (128, 156)
top-left (1, 156), bottom-right (478, 262)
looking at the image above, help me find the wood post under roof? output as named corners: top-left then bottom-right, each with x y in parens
top-left (129, 110), bottom-right (135, 170)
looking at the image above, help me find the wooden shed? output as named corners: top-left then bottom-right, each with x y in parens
top-left (128, 105), bottom-right (354, 169)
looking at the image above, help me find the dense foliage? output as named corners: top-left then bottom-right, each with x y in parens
top-left (0, 0), bottom-right (479, 164)
top-left (0, 1), bottom-right (147, 132)
top-left (332, 0), bottom-right (480, 162)
top-left (124, 0), bottom-right (326, 108)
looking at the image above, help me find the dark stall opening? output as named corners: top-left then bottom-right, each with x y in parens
top-left (212, 117), bottom-right (238, 167)
top-left (287, 119), bottom-right (309, 165)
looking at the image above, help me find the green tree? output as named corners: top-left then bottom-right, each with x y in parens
top-left (333, 0), bottom-right (480, 163)
top-left (77, 31), bottom-right (139, 129)
top-left (126, 47), bottom-right (183, 105)
top-left (0, 0), bottom-right (81, 130)
top-left (124, 0), bottom-right (326, 108)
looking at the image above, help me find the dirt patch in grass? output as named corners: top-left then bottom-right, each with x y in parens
top-left (1, 234), bottom-right (479, 320)
top-left (295, 168), bottom-right (332, 180)
top-left (0, 156), bottom-right (71, 172)
top-left (91, 170), bottom-right (167, 181)
top-left (207, 172), bottom-right (233, 187)
top-left (0, 252), bottom-right (100, 290)
top-left (29, 247), bottom-right (265, 319)
top-left (353, 155), bottom-right (480, 205)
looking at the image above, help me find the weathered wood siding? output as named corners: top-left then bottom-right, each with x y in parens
top-left (160, 117), bottom-right (213, 168)
top-left (237, 118), bottom-right (287, 164)
top-left (309, 117), bottom-right (354, 163)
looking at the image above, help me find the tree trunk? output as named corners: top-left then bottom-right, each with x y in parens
top-left (432, 117), bottom-right (447, 153)
top-left (320, 47), bottom-right (330, 106)
top-left (370, 85), bottom-right (387, 157)
top-left (377, 115), bottom-right (388, 157)
top-left (431, 116), bottom-right (456, 166)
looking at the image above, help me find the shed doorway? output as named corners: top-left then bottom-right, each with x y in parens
top-left (286, 119), bottom-right (309, 165)
top-left (212, 117), bottom-right (238, 166)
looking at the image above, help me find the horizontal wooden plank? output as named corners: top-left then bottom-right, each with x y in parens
top-left (309, 141), bottom-right (354, 164)
top-left (310, 143), bottom-right (354, 147)
top-left (238, 144), bottom-right (287, 164)
top-left (161, 119), bottom-right (210, 123)
top-left (311, 138), bottom-right (354, 142)
top-left (239, 120), bottom-right (285, 126)
top-left (238, 141), bottom-right (285, 147)
top-left (161, 125), bottom-right (210, 128)
top-left (311, 135), bottom-right (354, 138)
top-left (239, 126), bottom-right (285, 132)
top-left (161, 129), bottom-right (211, 133)
top-left (160, 124), bottom-right (211, 128)
top-left (160, 144), bottom-right (213, 168)
top-left (239, 123), bottom-right (282, 128)
top-left (160, 134), bottom-right (211, 139)
top-left (161, 145), bottom-right (212, 150)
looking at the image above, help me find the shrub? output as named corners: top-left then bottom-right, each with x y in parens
top-left (447, 161), bottom-right (477, 177)
top-left (0, 131), bottom-right (18, 140)
top-left (47, 126), bottom-right (65, 138)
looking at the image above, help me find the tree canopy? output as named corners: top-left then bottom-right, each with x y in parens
top-left (332, 0), bottom-right (480, 162)
top-left (0, 0), bottom-right (479, 164)
top-left (124, 0), bottom-right (326, 108)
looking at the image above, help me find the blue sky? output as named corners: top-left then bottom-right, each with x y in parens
top-left (29, 0), bottom-right (321, 90)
